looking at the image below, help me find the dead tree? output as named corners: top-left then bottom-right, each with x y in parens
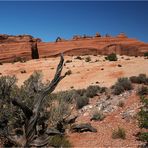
top-left (2, 54), bottom-right (67, 147)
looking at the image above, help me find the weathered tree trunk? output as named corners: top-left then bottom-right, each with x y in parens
top-left (5, 54), bottom-right (66, 147)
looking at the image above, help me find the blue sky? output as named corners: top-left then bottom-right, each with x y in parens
top-left (0, 1), bottom-right (147, 42)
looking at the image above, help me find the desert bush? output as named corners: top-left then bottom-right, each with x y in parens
top-left (66, 70), bottom-right (72, 75)
top-left (13, 57), bottom-right (26, 63)
top-left (137, 96), bottom-right (148, 145)
top-left (55, 90), bottom-right (78, 103)
top-left (65, 60), bottom-right (72, 63)
top-left (48, 99), bottom-right (71, 126)
top-left (138, 86), bottom-right (148, 96)
top-left (118, 101), bottom-right (124, 107)
top-left (75, 56), bottom-right (82, 60)
top-left (113, 77), bottom-right (132, 95)
top-left (85, 56), bottom-right (91, 62)
top-left (91, 111), bottom-right (105, 121)
top-left (144, 52), bottom-right (148, 57)
top-left (48, 135), bottom-right (71, 147)
top-left (138, 96), bottom-right (148, 129)
top-left (105, 53), bottom-right (118, 61)
top-left (99, 87), bottom-right (107, 93)
top-left (112, 127), bottom-right (126, 139)
top-left (130, 74), bottom-right (148, 85)
top-left (138, 108), bottom-right (148, 129)
top-left (76, 88), bottom-right (87, 96)
top-left (76, 95), bottom-right (89, 109)
top-left (86, 85), bottom-right (100, 98)
top-left (0, 55), bottom-right (72, 147)
top-left (137, 132), bottom-right (148, 142)
top-left (0, 75), bottom-right (21, 130)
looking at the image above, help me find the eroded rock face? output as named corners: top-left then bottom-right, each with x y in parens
top-left (0, 33), bottom-right (148, 63)
top-left (0, 34), bottom-right (41, 62)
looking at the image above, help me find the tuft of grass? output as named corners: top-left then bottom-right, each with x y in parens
top-left (91, 111), bottom-right (105, 121)
top-left (112, 127), bottom-right (126, 139)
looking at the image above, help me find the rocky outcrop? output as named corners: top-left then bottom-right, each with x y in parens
top-left (0, 33), bottom-right (148, 63)
top-left (0, 34), bottom-right (41, 62)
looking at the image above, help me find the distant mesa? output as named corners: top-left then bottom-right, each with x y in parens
top-left (0, 32), bottom-right (148, 63)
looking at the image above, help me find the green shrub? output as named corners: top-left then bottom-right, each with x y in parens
top-left (91, 111), bottom-right (105, 121)
top-left (48, 135), bottom-right (72, 147)
top-left (138, 108), bottom-right (148, 129)
top-left (138, 110), bottom-right (148, 129)
top-left (130, 74), bottom-right (148, 85)
top-left (105, 53), bottom-right (118, 61)
top-left (76, 95), bottom-right (89, 109)
top-left (137, 96), bottom-right (148, 144)
top-left (112, 127), bottom-right (126, 139)
top-left (99, 87), bottom-right (107, 93)
top-left (138, 86), bottom-right (148, 96)
top-left (86, 85), bottom-right (100, 98)
top-left (144, 52), bottom-right (148, 57)
top-left (113, 77), bottom-right (132, 95)
top-left (137, 132), bottom-right (148, 142)
top-left (85, 56), bottom-right (91, 62)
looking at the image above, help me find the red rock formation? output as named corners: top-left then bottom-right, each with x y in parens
top-left (0, 34), bottom-right (41, 62)
top-left (0, 33), bottom-right (148, 63)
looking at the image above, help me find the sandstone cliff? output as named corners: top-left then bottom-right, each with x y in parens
top-left (0, 33), bottom-right (148, 63)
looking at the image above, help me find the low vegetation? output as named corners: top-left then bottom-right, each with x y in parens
top-left (138, 86), bottom-right (148, 96)
top-left (112, 127), bottom-right (126, 139)
top-left (112, 77), bottom-right (132, 95)
top-left (144, 52), bottom-right (148, 57)
top-left (48, 135), bottom-right (72, 147)
top-left (91, 111), bottom-right (105, 121)
top-left (130, 74), bottom-right (148, 85)
top-left (105, 53), bottom-right (118, 61)
top-left (85, 56), bottom-right (91, 62)
top-left (137, 96), bottom-right (148, 145)
top-left (0, 55), bottom-right (72, 147)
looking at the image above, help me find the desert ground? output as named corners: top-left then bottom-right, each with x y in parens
top-left (0, 54), bottom-right (148, 147)
top-left (0, 55), bottom-right (147, 91)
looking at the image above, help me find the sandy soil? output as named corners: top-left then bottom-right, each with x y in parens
top-left (68, 93), bottom-right (144, 147)
top-left (0, 55), bottom-right (147, 92)
top-left (0, 55), bottom-right (147, 147)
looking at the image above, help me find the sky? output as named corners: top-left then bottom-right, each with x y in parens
top-left (0, 1), bottom-right (147, 42)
